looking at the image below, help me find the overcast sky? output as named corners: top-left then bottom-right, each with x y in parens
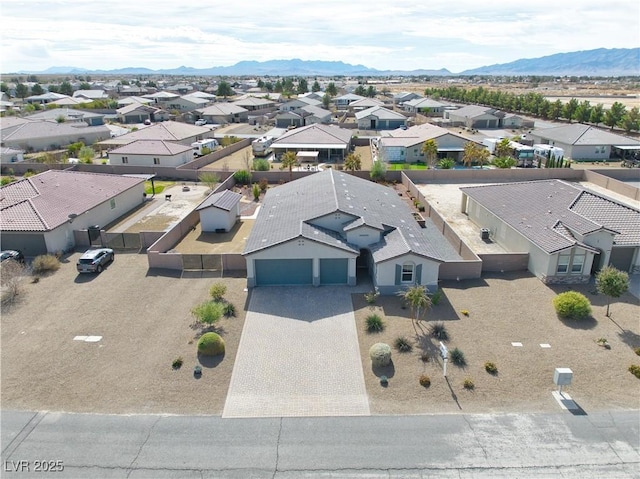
top-left (2, 0), bottom-right (639, 74)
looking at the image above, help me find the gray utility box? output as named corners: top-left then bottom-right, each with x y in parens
top-left (480, 228), bottom-right (490, 240)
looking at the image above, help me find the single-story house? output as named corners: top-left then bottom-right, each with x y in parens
top-left (116, 96), bottom-right (154, 107)
top-left (460, 179), bottom-right (640, 281)
top-left (445, 105), bottom-right (504, 129)
top-left (196, 103), bottom-right (249, 124)
top-left (0, 170), bottom-right (146, 256)
top-left (24, 92), bottom-right (70, 104)
top-left (232, 96), bottom-right (276, 111)
top-left (275, 111), bottom-right (305, 129)
top-left (335, 93), bottom-right (365, 109)
top-left (402, 98), bottom-right (447, 116)
top-left (393, 92), bottom-right (422, 105)
top-left (108, 140), bottom-right (193, 167)
top-left (271, 123), bottom-right (353, 162)
top-left (275, 104), bottom-right (332, 128)
top-left (355, 106), bottom-right (408, 130)
top-left (116, 103), bottom-right (169, 124)
top-left (280, 98), bottom-right (321, 112)
top-left (27, 108), bottom-right (105, 126)
top-left (142, 91), bottom-right (180, 106)
top-left (2, 121), bottom-right (111, 152)
top-left (1, 146), bottom-right (25, 164)
top-left (196, 189), bottom-right (242, 232)
top-left (243, 169), bottom-right (460, 292)
top-left (377, 123), bottom-right (478, 164)
top-left (529, 124), bottom-right (640, 161)
top-left (97, 121), bottom-right (213, 149)
top-left (73, 89), bottom-right (109, 101)
top-left (502, 113), bottom-right (534, 129)
top-left (348, 98), bottom-right (385, 112)
top-left (166, 94), bottom-right (211, 112)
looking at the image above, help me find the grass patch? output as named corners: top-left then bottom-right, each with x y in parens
top-left (387, 163), bottom-right (428, 171)
top-left (144, 180), bottom-right (174, 195)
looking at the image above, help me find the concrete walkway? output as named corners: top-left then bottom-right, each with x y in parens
top-left (223, 287), bottom-right (370, 418)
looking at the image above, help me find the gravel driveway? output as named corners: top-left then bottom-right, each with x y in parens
top-left (223, 287), bottom-right (370, 418)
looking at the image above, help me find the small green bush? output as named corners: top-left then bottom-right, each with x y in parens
top-left (369, 343), bottom-right (392, 367)
top-left (191, 301), bottom-right (224, 326)
top-left (364, 291), bottom-right (379, 304)
top-left (463, 378), bottom-right (475, 390)
top-left (430, 322), bottom-right (449, 341)
top-left (430, 289), bottom-right (443, 305)
top-left (253, 158), bottom-right (270, 171)
top-left (553, 291), bottom-right (592, 320)
top-left (635, 348), bottom-right (640, 356)
top-left (484, 361), bottom-right (498, 375)
top-left (366, 314), bottom-right (384, 333)
top-left (450, 347), bottom-right (466, 366)
top-left (394, 336), bottom-right (413, 352)
top-left (32, 254), bottom-right (61, 274)
top-left (419, 374), bottom-right (431, 387)
top-left (258, 178), bottom-right (268, 193)
top-left (223, 303), bottom-right (236, 317)
top-left (209, 282), bottom-right (227, 301)
top-left (172, 357), bottom-right (183, 369)
top-left (233, 169), bottom-right (251, 185)
top-left (628, 365), bottom-right (640, 379)
top-left (197, 332), bottom-right (225, 356)
top-left (252, 183), bottom-right (260, 201)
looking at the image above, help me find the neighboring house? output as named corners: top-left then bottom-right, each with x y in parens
top-left (24, 92), bottom-right (70, 104)
top-left (446, 105), bottom-right (504, 128)
top-left (73, 89), bottom-right (109, 101)
top-left (335, 93), bottom-right (365, 109)
top-left (377, 123), bottom-right (479, 164)
top-left (117, 85), bottom-right (148, 96)
top-left (299, 92), bottom-right (324, 102)
top-left (355, 106), bottom-right (408, 130)
top-left (280, 98), bottom-right (321, 112)
top-left (142, 91), bottom-right (181, 107)
top-left (1, 147), bottom-right (25, 164)
top-left (98, 121), bottom-right (213, 149)
top-left (243, 169), bottom-right (460, 292)
top-left (235, 92), bottom-right (282, 102)
top-left (460, 179), bottom-right (640, 281)
top-left (275, 105), bottom-right (332, 128)
top-left (108, 140), bottom-right (193, 167)
top-left (196, 189), bottom-right (242, 233)
top-left (49, 97), bottom-right (92, 107)
top-left (393, 92), bottom-right (422, 105)
top-left (2, 121), bottom-right (111, 152)
top-left (271, 123), bottom-right (353, 162)
top-left (116, 96), bottom-right (154, 107)
top-left (0, 170), bottom-right (145, 256)
top-left (27, 108), bottom-right (105, 126)
top-left (275, 110), bottom-right (305, 129)
top-left (502, 113), bottom-right (534, 129)
top-left (402, 98), bottom-right (447, 116)
top-left (529, 124), bottom-right (640, 161)
top-left (116, 103), bottom-right (166, 124)
top-left (348, 98), bottom-right (385, 112)
top-left (0, 100), bottom-right (16, 113)
top-left (232, 96), bottom-right (276, 111)
top-left (166, 94), bottom-right (210, 112)
top-left (196, 103), bottom-right (248, 124)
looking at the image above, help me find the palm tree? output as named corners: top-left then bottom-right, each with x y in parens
top-left (399, 285), bottom-right (432, 333)
top-left (421, 139), bottom-right (438, 168)
top-left (344, 152), bottom-right (362, 173)
top-left (280, 151), bottom-right (298, 181)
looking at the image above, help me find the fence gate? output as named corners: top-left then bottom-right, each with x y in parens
top-left (182, 254), bottom-right (223, 272)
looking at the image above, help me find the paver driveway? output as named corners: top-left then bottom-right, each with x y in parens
top-left (223, 287), bottom-right (370, 418)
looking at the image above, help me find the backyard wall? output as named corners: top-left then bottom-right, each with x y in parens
top-left (478, 253), bottom-right (529, 272)
top-left (583, 169), bottom-right (640, 201)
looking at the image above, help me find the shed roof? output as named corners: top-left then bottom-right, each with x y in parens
top-left (196, 189), bottom-right (242, 212)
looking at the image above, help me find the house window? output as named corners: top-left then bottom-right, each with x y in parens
top-left (153, 158), bottom-right (160, 165)
top-left (110, 198), bottom-right (116, 209)
top-left (571, 254), bottom-right (585, 274)
top-left (401, 263), bottom-right (414, 283)
top-left (122, 157), bottom-right (128, 164)
top-left (557, 255), bottom-right (570, 274)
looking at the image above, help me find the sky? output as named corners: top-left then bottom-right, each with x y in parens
top-left (1, 0), bottom-right (639, 74)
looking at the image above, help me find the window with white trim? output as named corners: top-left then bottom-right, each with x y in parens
top-left (557, 255), bottom-right (570, 274)
top-left (401, 262), bottom-right (414, 283)
top-left (571, 254), bottom-right (585, 274)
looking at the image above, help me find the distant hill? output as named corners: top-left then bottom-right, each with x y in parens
top-left (12, 48), bottom-right (640, 76)
top-left (461, 48), bottom-right (640, 76)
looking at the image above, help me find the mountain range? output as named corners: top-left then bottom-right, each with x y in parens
top-left (16, 48), bottom-right (640, 77)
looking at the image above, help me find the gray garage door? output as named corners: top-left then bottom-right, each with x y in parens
top-left (320, 258), bottom-right (348, 284)
top-left (255, 259), bottom-right (313, 286)
top-left (609, 247), bottom-right (635, 272)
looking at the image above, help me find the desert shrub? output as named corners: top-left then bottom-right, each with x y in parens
top-left (1, 260), bottom-right (27, 304)
top-left (223, 303), bottom-right (236, 317)
top-left (628, 365), bottom-right (640, 379)
top-left (419, 374), bottom-right (431, 387)
top-left (197, 332), bottom-right (225, 356)
top-left (463, 378), bottom-right (475, 390)
top-left (172, 357), bottom-right (183, 369)
top-left (191, 301), bottom-right (224, 326)
top-left (430, 289), bottom-right (443, 306)
top-left (438, 158), bottom-right (455, 169)
top-left (258, 178), bottom-right (268, 193)
top-left (450, 347), bottom-right (466, 366)
top-left (252, 183), bottom-right (260, 201)
top-left (209, 282), bottom-right (227, 301)
top-left (430, 322), bottom-right (449, 341)
top-left (253, 158), bottom-right (270, 171)
top-left (366, 314), bottom-right (384, 333)
top-left (364, 291), bottom-right (379, 304)
top-left (1, 176), bottom-right (16, 186)
top-left (635, 348), bottom-right (640, 356)
top-left (553, 291), bottom-right (592, 320)
top-left (484, 361), bottom-right (498, 375)
top-left (32, 254), bottom-right (61, 274)
top-left (233, 169), bottom-right (251, 185)
top-left (369, 343), bottom-right (392, 367)
top-left (420, 352), bottom-right (430, 362)
top-left (394, 336), bottom-right (413, 352)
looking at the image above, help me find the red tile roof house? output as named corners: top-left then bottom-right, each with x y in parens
top-left (0, 170), bottom-right (145, 257)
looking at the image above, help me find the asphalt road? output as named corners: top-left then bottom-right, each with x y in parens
top-left (1, 410), bottom-right (638, 478)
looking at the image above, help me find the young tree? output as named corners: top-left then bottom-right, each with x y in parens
top-left (59, 81), bottom-right (73, 96)
top-left (78, 146), bottom-right (95, 164)
top-left (562, 98), bottom-right (579, 122)
top-left (494, 138), bottom-right (512, 158)
top-left (311, 80), bottom-right (321, 92)
top-left (604, 102), bottom-right (626, 130)
top-left (15, 83), bottom-right (29, 99)
top-left (30, 84), bottom-right (44, 95)
top-left (297, 78), bottom-right (308, 94)
top-left (198, 172), bottom-right (220, 192)
top-left (344, 152), bottom-right (362, 172)
top-left (322, 93), bottom-right (331, 109)
top-left (621, 106), bottom-right (640, 133)
top-left (216, 81), bottom-right (234, 98)
top-left (365, 85), bottom-right (376, 98)
top-left (399, 285), bottom-right (432, 333)
top-left (280, 151), bottom-right (298, 181)
top-left (370, 159), bottom-right (386, 182)
top-left (421, 139), bottom-right (438, 168)
top-left (462, 142), bottom-right (489, 168)
top-left (326, 82), bottom-right (338, 97)
top-left (596, 266), bottom-right (630, 317)
top-left (589, 104), bottom-right (605, 125)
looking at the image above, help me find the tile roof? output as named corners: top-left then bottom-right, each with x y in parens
top-left (272, 124), bottom-right (352, 148)
top-left (2, 121), bottom-right (110, 142)
top-left (1, 170), bottom-right (144, 232)
top-left (448, 105), bottom-right (500, 119)
top-left (196, 189), bottom-right (242, 212)
top-left (403, 98), bottom-right (446, 109)
top-left (460, 179), bottom-right (639, 253)
top-left (109, 140), bottom-right (192, 155)
top-left (243, 169), bottom-right (460, 263)
top-left (531, 124), bottom-right (640, 146)
top-left (379, 123), bottom-right (472, 148)
top-left (27, 108), bottom-right (103, 121)
top-left (104, 121), bottom-right (210, 142)
top-left (355, 106), bottom-right (407, 121)
top-left (197, 103), bottom-right (248, 115)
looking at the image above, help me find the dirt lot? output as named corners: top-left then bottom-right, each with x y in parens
top-left (2, 252), bottom-right (638, 416)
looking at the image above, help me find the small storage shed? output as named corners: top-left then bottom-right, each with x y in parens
top-left (197, 190), bottom-right (242, 232)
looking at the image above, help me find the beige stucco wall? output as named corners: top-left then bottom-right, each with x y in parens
top-left (374, 253), bottom-right (440, 294)
top-left (109, 151), bottom-right (192, 167)
top-left (199, 205), bottom-right (238, 232)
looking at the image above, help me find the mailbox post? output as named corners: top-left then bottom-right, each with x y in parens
top-left (440, 342), bottom-right (448, 378)
top-left (553, 368), bottom-right (573, 397)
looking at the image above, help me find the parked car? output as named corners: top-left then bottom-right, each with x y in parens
top-left (76, 248), bottom-right (114, 274)
top-left (0, 250), bottom-right (24, 263)
top-left (195, 119), bottom-right (207, 126)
